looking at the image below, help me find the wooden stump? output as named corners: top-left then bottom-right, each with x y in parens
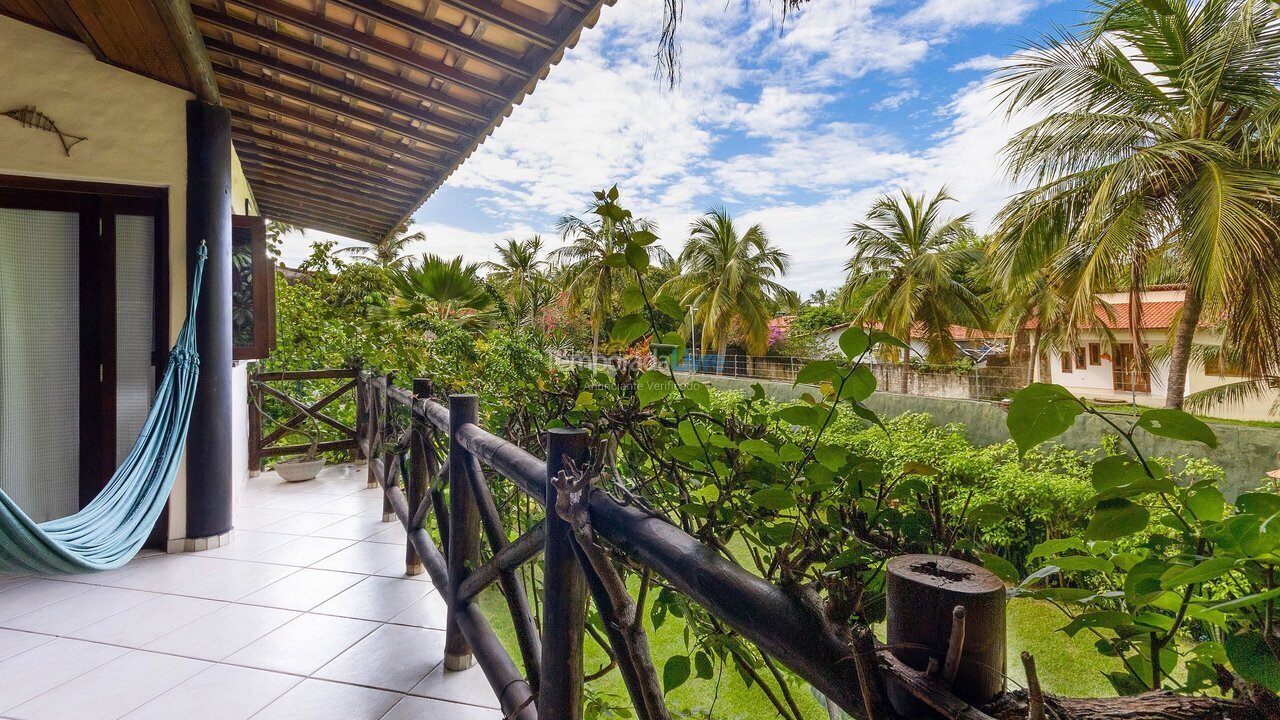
top-left (886, 554), bottom-right (1006, 715)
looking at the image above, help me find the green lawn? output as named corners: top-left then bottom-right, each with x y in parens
top-left (479, 588), bottom-right (1121, 718)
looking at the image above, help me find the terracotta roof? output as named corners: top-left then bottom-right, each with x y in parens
top-left (822, 321), bottom-right (1009, 341)
top-left (1024, 300), bottom-right (1187, 330)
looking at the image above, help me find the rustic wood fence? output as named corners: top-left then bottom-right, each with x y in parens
top-left (353, 370), bottom-right (1241, 720)
top-left (248, 368), bottom-right (362, 473)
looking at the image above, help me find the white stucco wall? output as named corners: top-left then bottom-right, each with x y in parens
top-left (1, 16), bottom-right (260, 544)
top-left (1052, 329), bottom-right (1278, 421)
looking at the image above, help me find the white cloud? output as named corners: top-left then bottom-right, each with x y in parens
top-left (872, 88), bottom-right (921, 111)
top-left (733, 86), bottom-right (832, 136)
top-left (905, 0), bottom-right (1040, 31)
top-left (950, 54), bottom-right (1008, 72)
top-left (269, 0), bottom-right (1045, 298)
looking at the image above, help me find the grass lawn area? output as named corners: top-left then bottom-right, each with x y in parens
top-left (479, 588), bottom-right (1120, 718)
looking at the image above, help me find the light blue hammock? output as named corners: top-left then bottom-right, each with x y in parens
top-left (0, 244), bottom-right (207, 575)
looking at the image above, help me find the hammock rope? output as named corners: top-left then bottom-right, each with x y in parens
top-left (0, 243), bottom-right (207, 574)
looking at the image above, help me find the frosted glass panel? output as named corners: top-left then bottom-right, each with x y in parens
top-left (116, 215), bottom-right (155, 464)
top-left (0, 208), bottom-right (80, 522)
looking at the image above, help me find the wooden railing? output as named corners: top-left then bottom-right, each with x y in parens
top-left (248, 369), bottom-right (362, 473)
top-left (355, 370), bottom-right (997, 720)
top-left (278, 368), bottom-right (1254, 720)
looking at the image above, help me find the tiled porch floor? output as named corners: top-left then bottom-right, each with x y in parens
top-left (0, 464), bottom-right (500, 720)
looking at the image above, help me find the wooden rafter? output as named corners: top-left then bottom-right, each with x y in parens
top-left (195, 6), bottom-right (491, 124)
top-left (213, 62), bottom-right (465, 154)
top-left (236, 148), bottom-right (424, 200)
top-left (205, 35), bottom-right (478, 137)
top-left (230, 122), bottom-right (429, 183)
top-left (231, 0), bottom-right (507, 100)
top-left (221, 87), bottom-right (450, 171)
top-left (232, 112), bottom-right (442, 177)
top-left (327, 0), bottom-right (536, 76)
top-left (238, 158), bottom-right (419, 206)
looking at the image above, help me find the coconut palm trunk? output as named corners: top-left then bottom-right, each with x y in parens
top-left (1165, 290), bottom-right (1204, 409)
top-left (716, 337), bottom-right (729, 375)
top-left (900, 347), bottom-right (910, 393)
top-left (1029, 325), bottom-right (1042, 384)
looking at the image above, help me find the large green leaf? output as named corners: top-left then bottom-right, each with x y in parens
top-left (637, 370), bottom-right (674, 407)
top-left (1160, 557), bottom-right (1237, 589)
top-left (663, 655), bottom-right (691, 694)
top-left (750, 486), bottom-right (796, 511)
top-left (684, 381), bottom-right (711, 408)
top-left (775, 404), bottom-right (826, 429)
top-left (838, 327), bottom-right (870, 359)
top-left (624, 241), bottom-right (649, 271)
top-left (836, 365), bottom-right (876, 402)
top-left (1007, 384), bottom-right (1084, 455)
top-left (1226, 632), bottom-right (1280, 691)
top-left (611, 313), bottom-right (648, 344)
top-left (1136, 409), bottom-right (1218, 448)
top-left (978, 552), bottom-right (1020, 583)
top-left (795, 360), bottom-right (836, 387)
top-left (1062, 611), bottom-right (1134, 637)
top-left (1086, 498), bottom-right (1150, 540)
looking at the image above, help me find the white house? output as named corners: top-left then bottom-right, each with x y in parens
top-left (813, 322), bottom-right (1010, 365)
top-left (1039, 286), bottom-right (1278, 421)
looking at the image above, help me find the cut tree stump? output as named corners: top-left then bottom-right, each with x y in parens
top-left (886, 554), bottom-right (1006, 715)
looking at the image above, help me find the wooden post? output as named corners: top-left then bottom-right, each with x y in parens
top-left (885, 554), bottom-right (1005, 713)
top-left (540, 428), bottom-right (590, 720)
top-left (403, 378), bottom-right (431, 576)
top-left (353, 373), bottom-right (366, 466)
top-left (247, 378), bottom-right (262, 477)
top-left (366, 378), bottom-right (380, 490)
top-left (445, 394), bottom-right (481, 671)
top-left (381, 378), bottom-right (396, 521)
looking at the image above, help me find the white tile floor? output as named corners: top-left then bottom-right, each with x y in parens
top-left (0, 464), bottom-right (502, 720)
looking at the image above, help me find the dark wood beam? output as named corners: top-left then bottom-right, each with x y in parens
top-left (249, 190), bottom-right (389, 233)
top-left (252, 185), bottom-right (397, 226)
top-left (237, 148), bottom-right (423, 201)
top-left (327, 0), bottom-right (537, 77)
top-left (223, 88), bottom-right (450, 171)
top-left (239, 157), bottom-right (420, 206)
top-left (251, 179), bottom-right (406, 219)
top-left (436, 0), bottom-right (557, 48)
top-left (30, 0), bottom-right (106, 60)
top-left (232, 0), bottom-right (507, 100)
top-left (232, 112), bottom-right (442, 179)
top-left (212, 62), bottom-right (464, 156)
top-left (256, 202), bottom-right (382, 240)
top-left (150, 0), bottom-right (219, 102)
top-left (230, 123), bottom-right (429, 184)
top-left (203, 35), bottom-right (479, 138)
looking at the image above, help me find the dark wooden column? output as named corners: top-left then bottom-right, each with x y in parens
top-left (540, 428), bottom-right (590, 720)
top-left (184, 99), bottom-right (234, 541)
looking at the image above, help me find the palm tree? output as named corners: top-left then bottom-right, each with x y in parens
top-left (551, 206), bottom-right (667, 358)
top-left (840, 188), bottom-right (988, 392)
top-left (385, 254), bottom-right (495, 328)
top-left (662, 208), bottom-right (797, 373)
top-left (339, 222), bottom-right (425, 268)
top-left (993, 0), bottom-right (1280, 408)
top-left (482, 236), bottom-right (545, 303)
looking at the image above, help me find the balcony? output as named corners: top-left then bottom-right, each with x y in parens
top-left (0, 463), bottom-right (499, 720)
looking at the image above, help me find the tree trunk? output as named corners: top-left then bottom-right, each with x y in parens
top-left (1165, 289), bottom-right (1204, 409)
top-left (983, 689), bottom-right (1265, 720)
top-left (1029, 326), bottom-right (1042, 384)
top-left (717, 337), bottom-right (729, 376)
top-left (900, 347), bottom-right (910, 394)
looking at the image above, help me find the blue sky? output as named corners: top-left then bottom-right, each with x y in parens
top-left (280, 0), bottom-right (1086, 295)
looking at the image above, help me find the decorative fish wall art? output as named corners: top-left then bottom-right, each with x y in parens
top-left (3, 105), bottom-right (87, 156)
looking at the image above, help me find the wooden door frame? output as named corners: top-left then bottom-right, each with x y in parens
top-left (0, 174), bottom-right (169, 540)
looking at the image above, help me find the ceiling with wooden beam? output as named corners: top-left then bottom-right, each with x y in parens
top-left (0, 0), bottom-right (613, 242)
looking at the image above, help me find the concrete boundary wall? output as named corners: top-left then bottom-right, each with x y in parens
top-left (690, 374), bottom-right (1280, 499)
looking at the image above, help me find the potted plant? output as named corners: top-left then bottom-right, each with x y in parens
top-left (273, 417), bottom-right (326, 482)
